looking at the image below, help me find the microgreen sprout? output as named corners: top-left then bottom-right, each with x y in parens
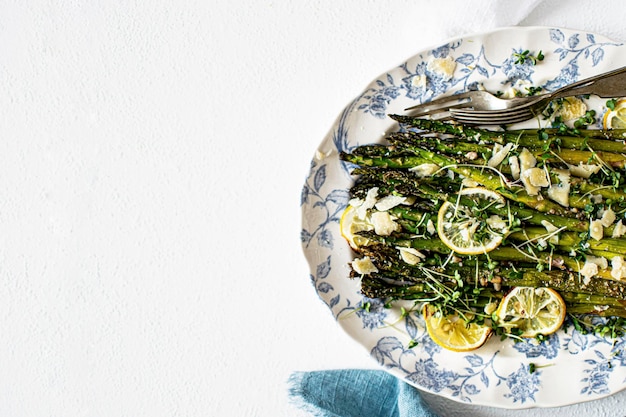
top-left (512, 49), bottom-right (544, 65)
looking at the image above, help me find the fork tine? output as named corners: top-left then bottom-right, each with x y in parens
top-left (450, 109), bottom-right (535, 125)
top-left (404, 91), bottom-right (476, 110)
top-left (449, 96), bottom-right (547, 117)
top-left (408, 101), bottom-right (478, 119)
top-left (403, 91), bottom-right (477, 117)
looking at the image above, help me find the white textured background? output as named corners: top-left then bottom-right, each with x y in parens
top-left (2, 1), bottom-right (626, 416)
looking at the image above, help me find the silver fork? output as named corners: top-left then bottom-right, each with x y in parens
top-left (450, 65), bottom-right (626, 125)
top-left (404, 90), bottom-right (537, 120)
top-left (404, 90), bottom-right (538, 120)
top-left (404, 65), bottom-right (626, 125)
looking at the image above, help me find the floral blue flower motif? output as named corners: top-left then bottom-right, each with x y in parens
top-left (500, 48), bottom-right (536, 84)
top-left (418, 331), bottom-right (443, 357)
top-left (357, 74), bottom-right (402, 119)
top-left (406, 358), bottom-right (458, 392)
top-left (512, 334), bottom-right (560, 359)
top-left (581, 350), bottom-right (614, 395)
top-left (504, 363), bottom-right (541, 403)
top-left (355, 298), bottom-right (388, 330)
top-left (424, 70), bottom-right (454, 98)
top-left (400, 62), bottom-right (429, 100)
top-left (543, 61), bottom-right (580, 91)
top-left (562, 328), bottom-right (590, 354)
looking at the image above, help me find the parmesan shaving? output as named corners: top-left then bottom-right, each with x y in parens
top-left (600, 207), bottom-right (616, 227)
top-left (567, 162), bottom-right (601, 178)
top-left (612, 220), bottom-right (626, 238)
top-left (351, 257), bottom-right (378, 275)
top-left (409, 163), bottom-right (440, 178)
top-left (375, 195), bottom-right (407, 212)
top-left (589, 219), bottom-right (603, 241)
top-left (397, 247), bottom-right (426, 265)
top-left (371, 211), bottom-right (400, 236)
top-left (611, 256), bottom-right (626, 280)
top-left (488, 143), bottom-right (513, 168)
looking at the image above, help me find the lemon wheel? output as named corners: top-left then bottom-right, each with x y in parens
top-left (340, 205), bottom-right (374, 250)
top-left (603, 99), bottom-right (626, 130)
top-left (495, 287), bottom-right (566, 338)
top-left (437, 187), bottom-right (508, 255)
top-left (423, 304), bottom-right (492, 352)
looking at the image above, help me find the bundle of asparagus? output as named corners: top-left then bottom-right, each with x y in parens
top-left (339, 114), bottom-right (626, 345)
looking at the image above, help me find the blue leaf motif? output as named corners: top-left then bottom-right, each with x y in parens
top-left (317, 282), bottom-right (333, 293)
top-left (480, 371), bottom-right (489, 388)
top-left (326, 189), bottom-right (350, 206)
top-left (466, 354), bottom-right (484, 367)
top-left (313, 164), bottom-right (326, 192)
top-left (329, 294), bottom-right (340, 308)
top-left (300, 229), bottom-right (312, 244)
top-left (387, 73), bottom-right (394, 84)
top-left (550, 28), bottom-right (565, 44)
top-left (464, 384), bottom-right (479, 395)
top-left (376, 336), bottom-right (405, 356)
top-left (592, 48), bottom-right (604, 66)
top-left (301, 185), bottom-right (310, 206)
top-left (568, 34), bottom-right (580, 49)
top-left (587, 33), bottom-right (596, 43)
top-left (405, 313), bottom-right (418, 339)
top-left (317, 229), bottom-right (333, 249)
top-left (456, 53), bottom-right (475, 66)
top-left (477, 66), bottom-right (489, 78)
top-left (316, 256), bottom-right (331, 279)
top-left (376, 79), bottom-right (385, 87)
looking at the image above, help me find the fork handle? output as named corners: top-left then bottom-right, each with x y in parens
top-left (549, 65), bottom-right (626, 99)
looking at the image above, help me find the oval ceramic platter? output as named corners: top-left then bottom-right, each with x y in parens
top-left (300, 26), bottom-right (626, 408)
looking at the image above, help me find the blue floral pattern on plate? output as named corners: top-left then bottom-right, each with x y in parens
top-left (300, 27), bottom-right (626, 409)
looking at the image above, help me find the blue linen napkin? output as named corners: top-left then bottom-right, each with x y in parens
top-left (288, 369), bottom-right (438, 417)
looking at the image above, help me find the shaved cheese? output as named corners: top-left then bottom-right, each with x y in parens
top-left (567, 162), bottom-right (601, 178)
top-left (427, 56), bottom-right (456, 80)
top-left (589, 219), bottom-right (603, 241)
top-left (547, 169), bottom-right (570, 207)
top-left (351, 257), bottom-right (378, 275)
top-left (558, 97), bottom-right (587, 121)
top-left (527, 167), bottom-right (550, 187)
top-left (519, 148), bottom-right (537, 172)
top-left (520, 169), bottom-right (540, 195)
top-left (488, 143), bottom-right (513, 168)
top-left (375, 195), bottom-right (407, 211)
top-left (426, 219), bottom-right (436, 235)
top-left (541, 220), bottom-right (560, 244)
top-left (397, 247), bottom-right (426, 265)
top-left (409, 163), bottom-right (440, 178)
top-left (486, 215), bottom-right (507, 232)
top-left (601, 208), bottom-right (616, 227)
top-left (580, 262), bottom-right (598, 284)
top-left (612, 220), bottom-right (626, 238)
top-left (461, 177), bottom-right (479, 188)
top-left (611, 256), bottom-right (626, 280)
top-left (371, 211), bottom-right (399, 236)
top-left (586, 255), bottom-right (608, 270)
